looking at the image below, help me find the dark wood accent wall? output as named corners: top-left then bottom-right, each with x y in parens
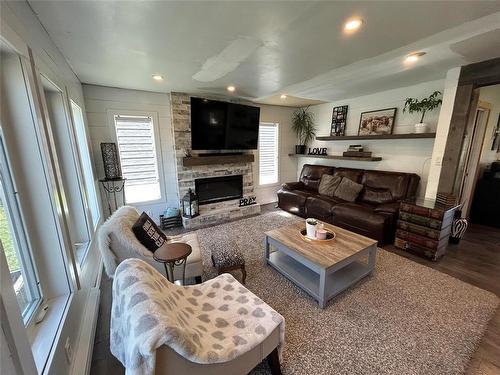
top-left (437, 57), bottom-right (500, 195)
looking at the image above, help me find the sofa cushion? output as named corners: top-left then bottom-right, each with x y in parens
top-left (362, 170), bottom-right (411, 201)
top-left (360, 186), bottom-right (394, 205)
top-left (318, 174), bottom-right (342, 197)
top-left (299, 164), bottom-right (335, 191)
top-left (132, 212), bottom-right (168, 252)
top-left (332, 203), bottom-right (390, 242)
top-left (304, 195), bottom-right (345, 221)
top-left (334, 178), bottom-right (364, 202)
top-left (333, 167), bottom-right (364, 183)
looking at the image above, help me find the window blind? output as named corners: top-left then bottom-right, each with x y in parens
top-left (259, 123), bottom-right (279, 185)
top-left (114, 115), bottom-right (161, 203)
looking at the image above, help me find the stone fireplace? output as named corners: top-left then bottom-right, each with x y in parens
top-left (170, 92), bottom-right (261, 229)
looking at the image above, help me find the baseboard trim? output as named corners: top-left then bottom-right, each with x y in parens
top-left (70, 288), bottom-right (100, 375)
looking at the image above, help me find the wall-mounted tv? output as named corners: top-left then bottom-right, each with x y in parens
top-left (190, 97), bottom-right (260, 150)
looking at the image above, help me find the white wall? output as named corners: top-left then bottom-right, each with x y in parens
top-left (304, 79), bottom-right (445, 197)
top-left (254, 105), bottom-right (297, 204)
top-left (478, 84), bottom-right (500, 170)
top-left (83, 84), bottom-right (178, 219)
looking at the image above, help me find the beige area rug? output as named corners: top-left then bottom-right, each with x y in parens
top-left (196, 211), bottom-right (498, 375)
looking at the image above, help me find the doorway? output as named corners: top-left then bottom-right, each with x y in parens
top-left (459, 84), bottom-right (500, 226)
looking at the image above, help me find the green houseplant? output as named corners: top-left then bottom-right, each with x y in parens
top-left (292, 107), bottom-right (317, 154)
top-left (403, 90), bottom-right (442, 133)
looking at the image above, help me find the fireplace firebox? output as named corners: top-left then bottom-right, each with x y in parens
top-left (195, 175), bottom-right (243, 205)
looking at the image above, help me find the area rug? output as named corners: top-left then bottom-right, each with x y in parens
top-left (196, 211), bottom-right (499, 375)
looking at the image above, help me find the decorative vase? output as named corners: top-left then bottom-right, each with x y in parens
top-left (305, 218), bottom-right (318, 239)
top-left (449, 217), bottom-right (468, 244)
top-left (414, 123), bottom-right (428, 134)
top-left (295, 145), bottom-right (306, 154)
top-left (101, 142), bottom-right (122, 180)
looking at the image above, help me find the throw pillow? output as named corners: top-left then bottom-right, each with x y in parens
top-left (334, 177), bottom-right (364, 202)
top-left (360, 186), bottom-right (394, 205)
top-left (318, 174), bottom-right (342, 197)
top-left (132, 212), bottom-right (168, 252)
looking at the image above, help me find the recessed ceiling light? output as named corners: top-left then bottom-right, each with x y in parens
top-left (227, 85), bottom-right (236, 92)
top-left (280, 94), bottom-right (287, 99)
top-left (405, 52), bottom-right (426, 63)
top-left (152, 74), bottom-right (164, 81)
top-left (344, 18), bottom-right (363, 32)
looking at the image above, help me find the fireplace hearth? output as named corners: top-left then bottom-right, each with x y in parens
top-left (195, 175), bottom-right (243, 205)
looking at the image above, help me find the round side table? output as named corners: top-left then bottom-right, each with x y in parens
top-left (153, 243), bottom-right (192, 285)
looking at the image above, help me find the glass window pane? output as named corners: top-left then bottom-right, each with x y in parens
top-left (114, 115), bottom-right (161, 204)
top-left (71, 101), bottom-right (100, 229)
top-left (0, 176), bottom-right (40, 322)
top-left (259, 123), bottom-right (279, 185)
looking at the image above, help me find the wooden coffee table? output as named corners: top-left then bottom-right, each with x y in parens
top-left (265, 222), bottom-right (377, 308)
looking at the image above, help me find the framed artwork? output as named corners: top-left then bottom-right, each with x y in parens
top-left (358, 108), bottom-right (397, 136)
top-left (491, 114), bottom-right (500, 152)
top-left (330, 105), bottom-right (348, 136)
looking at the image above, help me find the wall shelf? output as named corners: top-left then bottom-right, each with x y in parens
top-left (315, 133), bottom-right (436, 141)
top-left (183, 154), bottom-right (254, 166)
top-left (288, 154), bottom-right (382, 162)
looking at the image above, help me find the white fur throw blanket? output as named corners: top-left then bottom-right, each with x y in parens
top-left (111, 259), bottom-right (285, 375)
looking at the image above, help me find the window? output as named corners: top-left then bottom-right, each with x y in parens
top-left (0, 139), bottom-right (41, 323)
top-left (71, 101), bottom-right (100, 229)
top-left (259, 122), bottom-right (279, 185)
top-left (113, 115), bottom-right (161, 203)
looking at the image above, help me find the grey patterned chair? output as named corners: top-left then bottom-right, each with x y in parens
top-left (111, 259), bottom-right (284, 375)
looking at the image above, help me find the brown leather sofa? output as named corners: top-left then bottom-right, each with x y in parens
top-left (277, 164), bottom-right (420, 244)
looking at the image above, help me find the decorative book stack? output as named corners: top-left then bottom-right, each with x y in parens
top-left (343, 145), bottom-right (372, 158)
top-left (395, 198), bottom-right (459, 260)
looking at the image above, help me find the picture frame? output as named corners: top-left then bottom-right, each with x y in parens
top-left (358, 108), bottom-right (397, 136)
top-left (330, 105), bottom-right (348, 136)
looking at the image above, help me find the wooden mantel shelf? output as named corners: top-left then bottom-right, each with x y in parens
top-left (183, 154), bottom-right (254, 166)
top-left (316, 133), bottom-right (436, 141)
top-left (288, 154), bottom-right (382, 162)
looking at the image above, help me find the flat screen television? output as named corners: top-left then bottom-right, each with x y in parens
top-left (191, 97), bottom-right (260, 150)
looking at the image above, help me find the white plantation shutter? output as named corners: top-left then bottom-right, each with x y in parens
top-left (114, 115), bottom-right (161, 203)
top-left (259, 123), bottom-right (279, 185)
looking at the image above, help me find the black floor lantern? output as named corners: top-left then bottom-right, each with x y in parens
top-left (182, 188), bottom-right (199, 218)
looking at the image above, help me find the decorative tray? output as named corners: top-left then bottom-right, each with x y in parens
top-left (299, 228), bottom-right (336, 242)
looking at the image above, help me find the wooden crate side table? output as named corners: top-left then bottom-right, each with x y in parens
top-left (395, 198), bottom-right (459, 260)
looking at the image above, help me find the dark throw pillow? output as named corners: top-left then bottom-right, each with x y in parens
top-left (318, 174), bottom-right (342, 197)
top-left (334, 177), bottom-right (364, 202)
top-left (360, 186), bottom-right (394, 205)
top-left (132, 212), bottom-right (168, 252)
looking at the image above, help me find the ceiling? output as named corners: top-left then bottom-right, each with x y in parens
top-left (28, 1), bottom-right (500, 106)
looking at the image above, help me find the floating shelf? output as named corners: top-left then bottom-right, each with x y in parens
top-left (315, 133), bottom-right (436, 141)
top-left (288, 154), bottom-right (382, 162)
top-left (183, 154), bottom-right (254, 166)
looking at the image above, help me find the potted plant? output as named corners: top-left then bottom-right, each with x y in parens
top-left (403, 91), bottom-right (442, 133)
top-left (292, 107), bottom-right (317, 154)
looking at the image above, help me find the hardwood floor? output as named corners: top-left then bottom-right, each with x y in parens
top-left (90, 205), bottom-right (500, 374)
